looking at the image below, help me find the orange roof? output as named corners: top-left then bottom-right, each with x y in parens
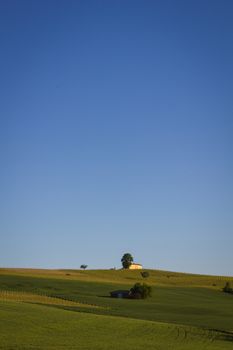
top-left (131, 263), bottom-right (142, 266)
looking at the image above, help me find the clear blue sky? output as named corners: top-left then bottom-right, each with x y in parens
top-left (1, 0), bottom-right (232, 275)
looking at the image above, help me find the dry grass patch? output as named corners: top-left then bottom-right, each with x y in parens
top-left (0, 290), bottom-right (101, 309)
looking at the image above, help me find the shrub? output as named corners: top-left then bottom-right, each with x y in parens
top-left (130, 283), bottom-right (152, 299)
top-left (141, 271), bottom-right (150, 279)
top-left (223, 282), bottom-right (233, 294)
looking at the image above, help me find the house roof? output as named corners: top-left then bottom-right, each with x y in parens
top-left (131, 263), bottom-right (142, 266)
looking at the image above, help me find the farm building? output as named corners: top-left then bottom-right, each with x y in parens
top-left (129, 263), bottom-right (142, 270)
top-left (110, 290), bottom-right (130, 298)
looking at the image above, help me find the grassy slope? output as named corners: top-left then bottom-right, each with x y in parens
top-left (0, 301), bottom-right (232, 350)
top-left (0, 268), bottom-right (232, 349)
top-left (1, 267), bottom-right (232, 287)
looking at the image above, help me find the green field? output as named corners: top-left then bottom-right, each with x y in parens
top-left (0, 268), bottom-right (232, 349)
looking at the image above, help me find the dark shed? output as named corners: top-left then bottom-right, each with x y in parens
top-left (110, 290), bottom-right (130, 298)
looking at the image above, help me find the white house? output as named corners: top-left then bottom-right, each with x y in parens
top-left (129, 263), bottom-right (142, 270)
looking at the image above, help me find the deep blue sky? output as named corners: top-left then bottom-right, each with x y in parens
top-left (1, 0), bottom-right (232, 275)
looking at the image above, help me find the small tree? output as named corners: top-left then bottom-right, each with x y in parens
top-left (130, 283), bottom-right (152, 299)
top-left (223, 282), bottom-right (233, 294)
top-left (141, 271), bottom-right (150, 279)
top-left (80, 264), bottom-right (88, 270)
top-left (121, 253), bottom-right (134, 269)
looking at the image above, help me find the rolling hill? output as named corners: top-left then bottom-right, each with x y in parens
top-left (0, 268), bottom-right (232, 349)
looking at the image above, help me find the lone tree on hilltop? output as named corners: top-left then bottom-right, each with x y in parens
top-left (80, 264), bottom-right (88, 270)
top-left (121, 253), bottom-right (133, 269)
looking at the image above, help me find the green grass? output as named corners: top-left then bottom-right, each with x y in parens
top-left (0, 301), bottom-right (232, 350)
top-left (0, 268), bottom-right (232, 349)
top-left (1, 267), bottom-right (232, 287)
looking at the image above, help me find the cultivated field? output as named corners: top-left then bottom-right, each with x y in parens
top-left (0, 268), bottom-right (232, 349)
